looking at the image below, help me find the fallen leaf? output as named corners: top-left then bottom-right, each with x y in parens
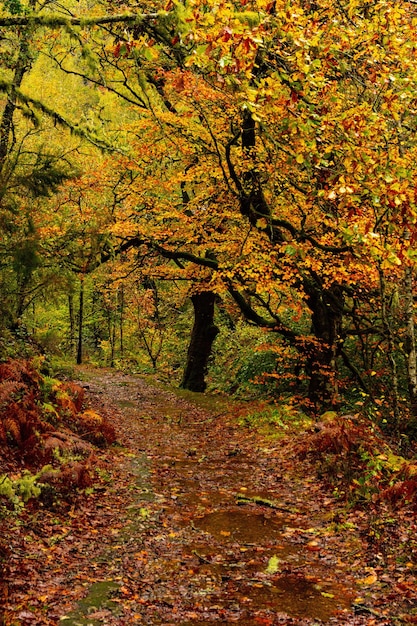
top-left (265, 555), bottom-right (280, 574)
top-left (357, 573), bottom-right (378, 586)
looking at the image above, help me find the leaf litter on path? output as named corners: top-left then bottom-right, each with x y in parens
top-left (1, 369), bottom-right (407, 624)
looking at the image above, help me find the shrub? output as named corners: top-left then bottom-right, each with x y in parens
top-left (209, 320), bottom-right (300, 398)
top-left (298, 412), bottom-right (417, 508)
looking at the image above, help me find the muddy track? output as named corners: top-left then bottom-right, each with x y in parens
top-left (3, 370), bottom-right (385, 625)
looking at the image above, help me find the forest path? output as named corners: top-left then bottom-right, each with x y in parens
top-left (5, 369), bottom-right (384, 625)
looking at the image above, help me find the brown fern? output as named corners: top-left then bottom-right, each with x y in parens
top-left (71, 409), bottom-right (116, 446)
top-left (0, 380), bottom-right (25, 408)
top-left (60, 382), bottom-right (84, 412)
top-left (0, 359), bottom-right (41, 389)
top-left (381, 479), bottom-right (417, 507)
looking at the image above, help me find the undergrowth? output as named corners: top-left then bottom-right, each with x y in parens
top-left (236, 401), bottom-right (313, 436)
top-left (0, 357), bottom-right (116, 513)
top-left (0, 356), bottom-right (119, 607)
top-left (297, 412), bottom-right (417, 509)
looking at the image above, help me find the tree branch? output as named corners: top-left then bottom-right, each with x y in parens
top-left (0, 12), bottom-right (161, 28)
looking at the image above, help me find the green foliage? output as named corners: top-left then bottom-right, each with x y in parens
top-left (3, 0), bottom-right (27, 15)
top-left (238, 402), bottom-right (312, 434)
top-left (352, 451), bottom-right (408, 503)
top-left (0, 466), bottom-right (53, 515)
top-left (15, 157), bottom-right (74, 198)
top-left (28, 297), bottom-right (72, 356)
top-left (48, 355), bottom-right (75, 379)
top-left (41, 401), bottom-right (60, 423)
top-left (12, 237), bottom-right (40, 278)
top-left (209, 320), bottom-right (299, 399)
top-left (235, 350), bottom-right (279, 388)
top-left (209, 321), bottom-right (268, 395)
top-left (265, 555), bottom-right (281, 575)
top-left (40, 375), bottom-right (61, 398)
top-left (0, 328), bottom-right (43, 365)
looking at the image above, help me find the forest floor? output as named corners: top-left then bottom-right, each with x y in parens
top-left (2, 368), bottom-right (417, 625)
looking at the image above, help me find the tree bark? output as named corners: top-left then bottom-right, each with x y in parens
top-left (234, 109), bottom-right (344, 409)
top-left (304, 281), bottom-right (344, 410)
top-left (68, 292), bottom-right (75, 355)
top-left (404, 265), bottom-right (417, 416)
top-left (181, 291), bottom-right (219, 392)
top-left (119, 284), bottom-right (124, 357)
top-left (378, 264), bottom-right (400, 429)
top-left (0, 5), bottom-right (35, 173)
top-left (76, 278), bottom-right (84, 365)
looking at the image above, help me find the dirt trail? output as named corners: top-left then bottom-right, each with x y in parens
top-left (3, 370), bottom-right (386, 625)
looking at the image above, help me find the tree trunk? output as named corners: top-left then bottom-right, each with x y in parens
top-left (0, 20), bottom-right (34, 172)
top-left (109, 312), bottom-right (116, 367)
top-left (68, 292), bottom-right (76, 355)
top-left (119, 284), bottom-right (124, 357)
top-left (181, 291), bottom-right (219, 392)
top-left (378, 264), bottom-right (400, 430)
top-left (76, 279), bottom-right (84, 365)
top-left (305, 282), bottom-right (344, 410)
top-left (228, 109), bottom-right (345, 410)
top-left (404, 265), bottom-right (417, 417)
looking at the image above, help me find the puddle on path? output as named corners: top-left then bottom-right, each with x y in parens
top-left (193, 509), bottom-right (286, 543)
top-left (69, 377), bottom-right (353, 624)
top-left (176, 573), bottom-right (351, 624)
top-left (240, 575), bottom-right (350, 621)
top-left (188, 508), bottom-right (351, 621)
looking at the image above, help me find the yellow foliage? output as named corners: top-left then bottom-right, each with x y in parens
top-left (80, 410), bottom-right (103, 424)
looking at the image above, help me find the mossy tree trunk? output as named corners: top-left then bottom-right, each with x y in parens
top-left (76, 278), bottom-right (84, 365)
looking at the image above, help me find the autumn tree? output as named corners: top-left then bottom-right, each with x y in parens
top-left (121, 0), bottom-right (417, 414)
top-left (3, 0), bottom-right (417, 420)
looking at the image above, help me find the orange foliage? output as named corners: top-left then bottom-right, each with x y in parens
top-left (71, 409), bottom-right (116, 446)
top-left (298, 415), bottom-right (379, 460)
top-left (0, 359), bottom-right (41, 387)
top-left (54, 382), bottom-right (85, 415)
top-left (0, 359), bottom-right (115, 474)
top-left (381, 479), bottom-right (417, 508)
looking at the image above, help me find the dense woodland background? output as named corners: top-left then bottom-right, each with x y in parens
top-left (3, 1), bottom-right (417, 622)
top-left (2, 0), bottom-right (417, 497)
top-left (2, 0), bottom-right (417, 420)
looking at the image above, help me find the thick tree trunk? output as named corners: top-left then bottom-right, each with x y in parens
top-left (181, 291), bottom-right (219, 392)
top-left (305, 282), bottom-right (344, 410)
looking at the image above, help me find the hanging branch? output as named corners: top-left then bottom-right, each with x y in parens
top-left (0, 12), bottom-right (161, 28)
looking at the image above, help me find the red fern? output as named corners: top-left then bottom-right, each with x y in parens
top-left (0, 358), bottom-right (114, 470)
top-left (381, 479), bottom-right (417, 507)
